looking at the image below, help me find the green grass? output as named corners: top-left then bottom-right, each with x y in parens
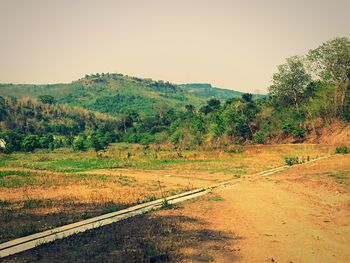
top-left (326, 170), bottom-right (349, 186)
top-left (5, 155), bottom-right (123, 172)
top-left (0, 164), bottom-right (140, 189)
top-left (0, 176), bottom-right (35, 188)
top-left (0, 143), bottom-right (334, 177)
top-left (0, 170), bottom-right (34, 177)
top-left (0, 155), bottom-right (16, 167)
top-left (0, 170), bottom-right (37, 188)
top-left (207, 195), bottom-right (224, 201)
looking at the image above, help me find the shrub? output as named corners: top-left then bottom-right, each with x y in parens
top-left (72, 135), bottom-right (87, 151)
top-left (253, 131), bottom-right (266, 144)
top-left (225, 147), bottom-right (244, 153)
top-left (285, 156), bottom-right (299, 166)
top-left (335, 146), bottom-right (350, 154)
top-left (21, 135), bottom-right (40, 152)
top-left (169, 130), bottom-right (183, 145)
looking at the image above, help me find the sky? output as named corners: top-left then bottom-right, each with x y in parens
top-left (0, 0), bottom-right (349, 93)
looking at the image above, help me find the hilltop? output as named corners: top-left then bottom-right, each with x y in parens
top-left (0, 73), bottom-right (252, 117)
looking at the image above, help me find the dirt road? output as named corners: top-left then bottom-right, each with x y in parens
top-left (173, 171), bottom-right (350, 262)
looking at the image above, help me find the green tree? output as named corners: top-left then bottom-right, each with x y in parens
top-left (242, 93), bottom-right (253, 103)
top-left (269, 56), bottom-right (311, 113)
top-left (0, 96), bottom-right (6, 121)
top-left (308, 37), bottom-right (350, 116)
top-left (185, 104), bottom-right (195, 114)
top-left (39, 134), bottom-right (54, 149)
top-left (200, 98), bottom-right (221, 115)
top-left (0, 131), bottom-right (24, 153)
top-left (38, 95), bottom-right (56, 104)
top-left (90, 133), bottom-right (108, 152)
top-left (72, 135), bottom-right (87, 151)
top-left (21, 135), bottom-right (40, 152)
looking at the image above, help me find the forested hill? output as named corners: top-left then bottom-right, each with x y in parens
top-left (0, 37), bottom-right (350, 154)
top-left (0, 74), bottom-right (249, 117)
top-left (0, 96), bottom-right (120, 153)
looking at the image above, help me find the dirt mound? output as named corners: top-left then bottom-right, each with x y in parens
top-left (306, 121), bottom-right (350, 145)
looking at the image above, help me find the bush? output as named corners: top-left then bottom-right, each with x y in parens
top-left (139, 133), bottom-right (155, 145)
top-left (335, 146), bottom-right (350, 154)
top-left (90, 134), bottom-right (109, 152)
top-left (21, 135), bottom-right (40, 152)
top-left (169, 130), bottom-right (183, 145)
top-left (72, 136), bottom-right (87, 151)
top-left (225, 147), bottom-right (244, 153)
top-left (253, 131), bottom-right (266, 144)
top-left (285, 156), bottom-right (299, 166)
top-left (39, 134), bottom-right (54, 149)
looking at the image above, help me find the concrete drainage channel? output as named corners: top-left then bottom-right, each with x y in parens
top-left (0, 155), bottom-right (334, 258)
top-left (0, 182), bottom-right (229, 258)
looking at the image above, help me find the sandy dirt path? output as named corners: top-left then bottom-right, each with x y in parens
top-left (175, 173), bottom-right (350, 262)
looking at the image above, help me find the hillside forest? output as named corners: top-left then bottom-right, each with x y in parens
top-left (0, 37), bottom-right (349, 153)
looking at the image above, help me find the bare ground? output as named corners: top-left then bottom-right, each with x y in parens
top-left (1, 155), bottom-right (350, 262)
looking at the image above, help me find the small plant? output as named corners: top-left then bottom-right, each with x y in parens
top-left (284, 156), bottom-right (299, 166)
top-left (336, 146), bottom-right (350, 154)
top-left (225, 147), bottom-right (244, 154)
top-left (143, 195), bottom-right (157, 202)
top-left (157, 177), bottom-right (171, 209)
top-left (161, 198), bottom-right (170, 208)
top-left (207, 195), bottom-right (224, 201)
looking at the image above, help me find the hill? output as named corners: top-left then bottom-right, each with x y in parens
top-left (0, 96), bottom-right (120, 152)
top-left (0, 73), bottom-right (251, 117)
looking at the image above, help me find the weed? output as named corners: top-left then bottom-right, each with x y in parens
top-left (158, 177), bottom-right (172, 209)
top-left (102, 201), bottom-right (121, 213)
top-left (326, 170), bottom-right (349, 186)
top-left (0, 199), bottom-right (11, 208)
top-left (0, 154), bottom-right (15, 167)
top-left (0, 170), bottom-right (34, 177)
top-left (207, 195), bottom-right (224, 201)
top-left (81, 212), bottom-right (91, 220)
top-left (225, 147), bottom-right (244, 154)
top-left (0, 176), bottom-right (35, 188)
top-left (18, 224), bottom-right (39, 238)
top-left (23, 199), bottom-right (53, 209)
top-left (285, 156), bottom-right (300, 166)
top-left (143, 195), bottom-right (157, 202)
top-left (336, 146), bottom-right (350, 154)
top-left (161, 198), bottom-right (171, 209)
top-left (141, 240), bottom-right (160, 257)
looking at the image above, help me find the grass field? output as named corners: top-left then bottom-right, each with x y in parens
top-left (0, 143), bottom-right (337, 244)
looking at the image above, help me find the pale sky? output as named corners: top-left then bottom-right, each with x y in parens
top-left (0, 0), bottom-right (349, 93)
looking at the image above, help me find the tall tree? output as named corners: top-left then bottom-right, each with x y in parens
top-left (269, 56), bottom-right (311, 113)
top-left (308, 37), bottom-right (350, 115)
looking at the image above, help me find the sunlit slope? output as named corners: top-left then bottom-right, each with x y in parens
top-left (0, 73), bottom-right (254, 117)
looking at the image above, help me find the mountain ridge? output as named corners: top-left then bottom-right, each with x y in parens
top-left (0, 73), bottom-right (260, 117)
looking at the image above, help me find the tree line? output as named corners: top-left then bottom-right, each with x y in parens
top-left (0, 96), bottom-right (120, 153)
top-left (1, 37), bottom-right (349, 153)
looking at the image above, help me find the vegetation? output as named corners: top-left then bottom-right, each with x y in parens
top-left (0, 97), bottom-right (119, 153)
top-left (336, 146), bottom-right (350, 154)
top-left (0, 143), bottom-right (334, 243)
top-left (284, 156), bottom-right (300, 166)
top-left (0, 37), bottom-right (350, 153)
